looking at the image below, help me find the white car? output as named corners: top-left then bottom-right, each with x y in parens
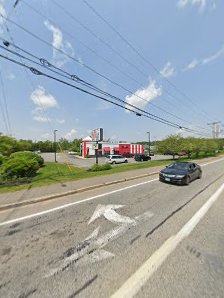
top-left (106, 154), bottom-right (128, 164)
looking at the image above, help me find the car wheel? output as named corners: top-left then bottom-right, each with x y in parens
top-left (197, 171), bottom-right (202, 179)
top-left (112, 161), bottom-right (116, 165)
top-left (125, 160), bottom-right (128, 163)
top-left (185, 176), bottom-right (190, 185)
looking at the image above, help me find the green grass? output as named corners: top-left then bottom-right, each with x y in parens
top-left (0, 152), bottom-right (223, 193)
top-left (0, 160), bottom-right (171, 193)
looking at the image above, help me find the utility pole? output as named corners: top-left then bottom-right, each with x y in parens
top-left (95, 141), bottom-right (99, 164)
top-left (54, 129), bottom-right (58, 162)
top-left (208, 122), bottom-right (221, 138)
top-left (147, 131), bottom-right (150, 156)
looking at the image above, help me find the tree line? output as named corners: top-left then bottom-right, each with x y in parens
top-left (155, 134), bottom-right (224, 159)
top-left (0, 133), bottom-right (82, 156)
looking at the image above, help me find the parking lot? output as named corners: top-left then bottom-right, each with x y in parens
top-left (41, 153), bottom-right (173, 168)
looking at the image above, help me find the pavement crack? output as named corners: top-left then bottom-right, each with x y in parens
top-left (67, 275), bottom-right (98, 298)
top-left (130, 235), bottom-right (141, 245)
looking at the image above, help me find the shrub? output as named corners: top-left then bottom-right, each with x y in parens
top-left (88, 163), bottom-right (112, 172)
top-left (0, 157), bottom-right (39, 180)
top-left (0, 154), bottom-right (3, 165)
top-left (100, 163), bottom-right (112, 171)
top-left (10, 151), bottom-right (44, 167)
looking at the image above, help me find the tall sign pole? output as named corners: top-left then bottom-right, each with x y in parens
top-left (95, 141), bottom-right (99, 164)
top-left (91, 128), bottom-right (103, 164)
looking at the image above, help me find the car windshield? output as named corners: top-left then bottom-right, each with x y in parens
top-left (167, 163), bottom-right (189, 170)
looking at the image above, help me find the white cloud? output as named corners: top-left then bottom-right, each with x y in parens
top-left (33, 115), bottom-right (50, 123)
top-left (0, 0), bottom-right (6, 35)
top-left (183, 58), bottom-right (199, 71)
top-left (125, 80), bottom-right (162, 111)
top-left (202, 45), bottom-right (224, 65)
top-left (31, 86), bottom-right (58, 109)
top-left (64, 128), bottom-right (77, 140)
top-left (160, 61), bottom-right (175, 78)
top-left (32, 107), bottom-right (51, 123)
top-left (177, 0), bottom-right (206, 11)
top-left (44, 20), bottom-right (74, 67)
top-left (177, 0), bottom-right (217, 12)
top-left (183, 44), bottom-right (224, 72)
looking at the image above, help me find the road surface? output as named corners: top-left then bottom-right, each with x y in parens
top-left (0, 158), bottom-right (224, 297)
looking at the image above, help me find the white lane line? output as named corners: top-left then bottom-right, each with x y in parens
top-left (0, 178), bottom-right (158, 227)
top-left (0, 157), bottom-right (223, 227)
top-left (201, 157), bottom-right (224, 166)
top-left (111, 181), bottom-right (224, 298)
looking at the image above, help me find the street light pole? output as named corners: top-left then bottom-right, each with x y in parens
top-left (54, 129), bottom-right (58, 162)
top-left (147, 131), bottom-right (150, 156)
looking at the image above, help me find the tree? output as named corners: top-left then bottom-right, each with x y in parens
top-left (156, 134), bottom-right (183, 159)
top-left (71, 138), bottom-right (82, 153)
top-left (0, 133), bottom-right (17, 156)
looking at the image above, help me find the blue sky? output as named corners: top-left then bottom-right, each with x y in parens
top-left (0, 0), bottom-right (223, 143)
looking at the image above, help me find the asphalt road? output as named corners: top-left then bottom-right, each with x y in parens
top-left (41, 152), bottom-right (174, 168)
top-left (0, 158), bottom-right (224, 298)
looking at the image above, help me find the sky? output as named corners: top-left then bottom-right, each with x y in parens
top-left (0, 0), bottom-right (223, 143)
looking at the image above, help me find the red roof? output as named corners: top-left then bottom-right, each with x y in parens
top-left (103, 147), bottom-right (110, 151)
top-left (114, 147), bottom-right (119, 151)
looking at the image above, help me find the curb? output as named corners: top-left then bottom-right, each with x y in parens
top-left (0, 171), bottom-right (159, 211)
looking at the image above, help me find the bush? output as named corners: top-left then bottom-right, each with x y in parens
top-left (0, 157), bottom-right (39, 180)
top-left (0, 154), bottom-right (3, 165)
top-left (88, 163), bottom-right (112, 172)
top-left (10, 151), bottom-right (44, 167)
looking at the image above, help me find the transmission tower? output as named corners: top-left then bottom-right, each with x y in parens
top-left (207, 121), bottom-right (222, 138)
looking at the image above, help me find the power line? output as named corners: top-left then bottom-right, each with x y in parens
top-left (1, 21), bottom-right (55, 134)
top-left (0, 40), bottom-right (190, 128)
top-left (0, 39), bottom-right (212, 136)
top-left (0, 52), bottom-right (211, 138)
top-left (82, 0), bottom-right (214, 123)
top-left (0, 67), bottom-right (12, 135)
top-left (0, 47), bottom-right (184, 128)
top-left (45, 0), bottom-right (213, 127)
top-left (14, 1), bottom-right (199, 127)
top-left (50, 0), bottom-right (148, 79)
top-left (0, 12), bottom-right (210, 134)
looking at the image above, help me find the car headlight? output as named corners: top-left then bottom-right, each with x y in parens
top-left (175, 175), bottom-right (185, 178)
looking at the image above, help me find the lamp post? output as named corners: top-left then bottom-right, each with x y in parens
top-left (54, 129), bottom-right (58, 162)
top-left (147, 131), bottom-right (150, 156)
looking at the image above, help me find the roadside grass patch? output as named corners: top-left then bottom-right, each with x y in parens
top-left (88, 164), bottom-right (112, 172)
top-left (0, 152), bottom-right (223, 193)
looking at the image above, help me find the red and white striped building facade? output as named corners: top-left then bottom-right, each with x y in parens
top-left (81, 136), bottom-right (144, 158)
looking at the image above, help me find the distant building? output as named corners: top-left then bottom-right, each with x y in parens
top-left (81, 136), bottom-right (144, 158)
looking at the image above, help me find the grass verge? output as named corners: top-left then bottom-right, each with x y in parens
top-left (0, 153), bottom-right (223, 193)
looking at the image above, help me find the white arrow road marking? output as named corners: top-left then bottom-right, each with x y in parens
top-left (85, 226), bottom-right (100, 240)
top-left (88, 204), bottom-right (136, 225)
top-left (135, 211), bottom-right (154, 222)
top-left (78, 249), bottom-right (115, 267)
top-left (46, 209), bottom-right (154, 277)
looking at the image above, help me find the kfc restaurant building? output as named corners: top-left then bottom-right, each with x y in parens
top-left (81, 136), bottom-right (144, 158)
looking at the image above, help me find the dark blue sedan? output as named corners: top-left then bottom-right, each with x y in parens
top-left (159, 162), bottom-right (202, 185)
